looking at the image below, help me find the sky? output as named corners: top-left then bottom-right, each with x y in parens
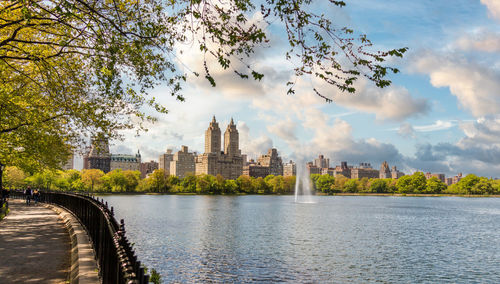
top-left (80, 0), bottom-right (500, 178)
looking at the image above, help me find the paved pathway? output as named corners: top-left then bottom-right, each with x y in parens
top-left (0, 199), bottom-right (70, 283)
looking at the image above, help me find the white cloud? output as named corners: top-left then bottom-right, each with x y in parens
top-left (455, 29), bottom-right (500, 53)
top-left (414, 120), bottom-right (455, 132)
top-left (412, 51), bottom-right (500, 117)
top-left (398, 122), bottom-right (416, 138)
top-left (238, 121), bottom-right (273, 160)
top-left (481, 0), bottom-right (500, 21)
top-left (328, 80), bottom-right (429, 121)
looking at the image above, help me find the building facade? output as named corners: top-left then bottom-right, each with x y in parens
top-left (243, 160), bottom-right (270, 178)
top-left (140, 160), bottom-right (158, 178)
top-left (334, 161), bottom-right (351, 178)
top-left (110, 151), bottom-right (141, 172)
top-left (425, 172), bottom-right (446, 183)
top-left (170, 146), bottom-right (195, 178)
top-left (159, 149), bottom-right (174, 175)
top-left (379, 161), bottom-right (391, 179)
top-left (351, 165), bottom-right (379, 179)
top-left (283, 161), bottom-right (296, 177)
top-left (391, 166), bottom-right (405, 179)
top-left (257, 148), bottom-right (283, 176)
top-left (84, 136), bottom-right (111, 173)
top-left (314, 155), bottom-right (330, 169)
top-left (195, 117), bottom-right (243, 180)
top-left (307, 162), bottom-right (322, 175)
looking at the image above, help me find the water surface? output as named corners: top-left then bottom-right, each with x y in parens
top-left (100, 195), bottom-right (500, 283)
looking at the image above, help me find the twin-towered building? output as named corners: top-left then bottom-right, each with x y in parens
top-left (195, 117), bottom-right (243, 180)
top-left (158, 116), bottom-right (286, 180)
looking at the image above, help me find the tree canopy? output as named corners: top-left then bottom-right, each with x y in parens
top-left (0, 0), bottom-right (407, 169)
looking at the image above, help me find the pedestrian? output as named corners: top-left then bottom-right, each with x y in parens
top-left (33, 188), bottom-right (40, 205)
top-left (25, 186), bottom-right (32, 206)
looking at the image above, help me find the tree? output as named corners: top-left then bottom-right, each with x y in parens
top-left (237, 175), bottom-right (254, 194)
top-left (470, 177), bottom-right (494, 195)
top-left (369, 179), bottom-right (387, 193)
top-left (148, 170), bottom-right (168, 193)
top-left (1, 0), bottom-right (406, 170)
top-left (283, 176), bottom-right (296, 193)
top-left (180, 173), bottom-right (197, 193)
top-left (267, 175), bottom-right (285, 194)
top-left (396, 175), bottom-right (412, 194)
top-left (410, 172), bottom-right (427, 194)
top-left (424, 177), bottom-right (446, 194)
top-left (315, 175), bottom-right (335, 193)
top-left (223, 179), bottom-right (238, 194)
top-left (334, 174), bottom-right (348, 192)
top-left (343, 178), bottom-right (359, 193)
top-left (81, 169), bottom-right (104, 193)
top-left (3, 166), bottom-right (26, 188)
top-left (456, 174), bottom-right (480, 195)
top-left (123, 170), bottom-right (141, 192)
top-left (252, 177), bottom-right (270, 194)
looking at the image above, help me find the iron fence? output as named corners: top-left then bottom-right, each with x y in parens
top-left (10, 190), bottom-right (149, 283)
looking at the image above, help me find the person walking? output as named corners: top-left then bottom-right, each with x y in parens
top-left (25, 186), bottom-right (32, 206)
top-left (33, 188), bottom-right (40, 205)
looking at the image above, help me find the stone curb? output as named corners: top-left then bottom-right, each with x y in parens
top-left (45, 204), bottom-right (101, 284)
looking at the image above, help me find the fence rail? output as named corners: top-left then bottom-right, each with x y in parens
top-left (10, 190), bottom-right (149, 284)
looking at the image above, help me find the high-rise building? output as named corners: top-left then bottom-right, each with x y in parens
top-left (195, 117), bottom-right (243, 180)
top-left (159, 149), bottom-right (174, 175)
top-left (257, 148), bottom-right (283, 176)
top-left (379, 161), bottom-right (391, 179)
top-left (84, 136), bottom-right (111, 173)
top-left (314, 155), bottom-right (330, 169)
top-left (283, 160), bottom-right (296, 177)
top-left (170, 146), bottom-right (195, 178)
top-left (205, 116), bottom-right (221, 154)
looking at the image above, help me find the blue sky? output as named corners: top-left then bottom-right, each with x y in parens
top-left (96, 0), bottom-right (500, 177)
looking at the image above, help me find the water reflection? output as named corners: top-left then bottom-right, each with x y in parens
top-left (100, 195), bottom-right (500, 283)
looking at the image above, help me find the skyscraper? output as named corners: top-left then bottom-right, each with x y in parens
top-left (195, 116), bottom-right (243, 179)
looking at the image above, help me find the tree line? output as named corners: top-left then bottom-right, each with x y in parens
top-left (3, 167), bottom-right (500, 195)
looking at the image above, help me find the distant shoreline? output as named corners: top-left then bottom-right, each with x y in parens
top-left (93, 192), bottom-right (500, 198)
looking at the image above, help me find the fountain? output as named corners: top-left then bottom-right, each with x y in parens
top-left (294, 160), bottom-right (315, 203)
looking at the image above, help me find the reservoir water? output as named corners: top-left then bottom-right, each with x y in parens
top-left (100, 195), bottom-right (500, 283)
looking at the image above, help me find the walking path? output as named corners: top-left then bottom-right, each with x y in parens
top-left (0, 199), bottom-right (70, 283)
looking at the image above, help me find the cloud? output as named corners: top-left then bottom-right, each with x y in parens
top-left (288, 108), bottom-right (404, 166)
top-left (329, 80), bottom-right (429, 121)
top-left (412, 51), bottom-right (500, 117)
top-left (398, 122), bottom-right (416, 138)
top-left (267, 118), bottom-right (297, 143)
top-left (238, 121), bottom-right (273, 159)
top-left (414, 120), bottom-right (456, 132)
top-left (455, 29), bottom-right (500, 53)
top-left (481, 0), bottom-right (500, 21)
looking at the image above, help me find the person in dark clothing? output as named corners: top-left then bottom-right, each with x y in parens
top-left (25, 186), bottom-right (32, 206)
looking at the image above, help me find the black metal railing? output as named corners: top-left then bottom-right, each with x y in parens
top-left (10, 190), bottom-right (149, 283)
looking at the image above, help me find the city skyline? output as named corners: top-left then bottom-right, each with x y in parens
top-left (74, 1), bottom-right (500, 177)
top-left (82, 116), bottom-right (475, 182)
